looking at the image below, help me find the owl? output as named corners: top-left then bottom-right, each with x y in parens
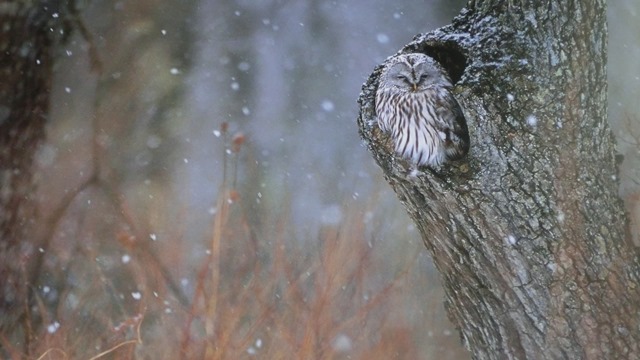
top-left (375, 53), bottom-right (469, 167)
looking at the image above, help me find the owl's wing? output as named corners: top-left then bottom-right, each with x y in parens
top-left (375, 89), bottom-right (394, 132)
top-left (434, 88), bottom-right (470, 160)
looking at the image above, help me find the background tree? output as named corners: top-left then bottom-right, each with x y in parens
top-left (357, 0), bottom-right (640, 358)
top-left (0, 1), bottom-right (61, 336)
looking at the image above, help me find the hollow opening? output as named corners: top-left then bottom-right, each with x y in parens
top-left (408, 42), bottom-right (467, 84)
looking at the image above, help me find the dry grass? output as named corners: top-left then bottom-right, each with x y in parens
top-left (1, 124), bottom-right (467, 360)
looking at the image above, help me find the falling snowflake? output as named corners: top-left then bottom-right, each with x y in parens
top-left (47, 321), bottom-right (61, 334)
top-left (376, 33), bottom-right (389, 44)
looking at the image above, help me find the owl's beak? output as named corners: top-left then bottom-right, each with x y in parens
top-left (412, 83), bottom-right (417, 91)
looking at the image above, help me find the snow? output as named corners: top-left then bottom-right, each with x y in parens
top-left (320, 204), bottom-right (343, 226)
top-left (131, 292), bottom-right (142, 300)
top-left (146, 135), bottom-right (162, 149)
top-left (122, 254), bottom-right (131, 264)
top-left (47, 321), bottom-right (60, 334)
top-left (321, 100), bottom-right (334, 112)
top-left (176, 0), bottom-right (447, 257)
top-left (170, 68), bottom-right (181, 75)
top-left (506, 93), bottom-right (515, 102)
top-left (150, 233), bottom-right (157, 241)
top-left (332, 333), bottom-right (352, 352)
top-left (363, 211), bottom-right (373, 224)
top-left (376, 33), bottom-right (390, 44)
top-left (526, 114), bottom-right (537, 127)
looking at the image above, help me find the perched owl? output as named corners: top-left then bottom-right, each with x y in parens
top-left (375, 53), bottom-right (469, 167)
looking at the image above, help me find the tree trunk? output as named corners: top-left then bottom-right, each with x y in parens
top-left (0, 0), bottom-right (60, 336)
top-left (357, 1), bottom-right (640, 359)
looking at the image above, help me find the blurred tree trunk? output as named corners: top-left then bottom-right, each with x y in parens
top-left (0, 0), bottom-right (58, 335)
top-left (357, 0), bottom-right (640, 358)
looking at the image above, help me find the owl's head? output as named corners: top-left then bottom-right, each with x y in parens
top-left (379, 53), bottom-right (452, 92)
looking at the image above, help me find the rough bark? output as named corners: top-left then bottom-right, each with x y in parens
top-left (357, 1), bottom-right (640, 359)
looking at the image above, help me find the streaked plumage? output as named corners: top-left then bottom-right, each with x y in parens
top-left (375, 53), bottom-right (469, 166)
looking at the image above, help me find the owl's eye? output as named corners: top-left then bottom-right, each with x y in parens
top-left (419, 74), bottom-right (429, 82)
top-left (396, 75), bottom-right (408, 81)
